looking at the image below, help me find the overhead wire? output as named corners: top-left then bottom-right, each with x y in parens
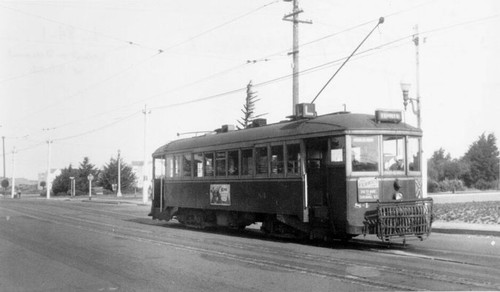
top-left (0, 2), bottom-right (160, 52)
top-left (7, 3), bottom-right (497, 157)
top-left (0, 45), bottom-right (130, 85)
top-left (15, 50), bottom-right (163, 127)
top-left (159, 0), bottom-right (280, 52)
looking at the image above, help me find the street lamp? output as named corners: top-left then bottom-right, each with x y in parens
top-left (400, 82), bottom-right (421, 129)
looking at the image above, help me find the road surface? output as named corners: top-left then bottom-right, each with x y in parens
top-left (1, 197), bottom-right (499, 291)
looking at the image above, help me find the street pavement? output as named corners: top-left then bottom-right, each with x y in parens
top-left (3, 192), bottom-right (500, 238)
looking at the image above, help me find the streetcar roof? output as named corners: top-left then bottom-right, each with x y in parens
top-left (153, 112), bottom-right (421, 155)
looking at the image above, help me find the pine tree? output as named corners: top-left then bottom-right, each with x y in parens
top-left (99, 156), bottom-right (137, 192)
top-left (77, 157), bottom-right (100, 192)
top-left (238, 81), bottom-right (265, 129)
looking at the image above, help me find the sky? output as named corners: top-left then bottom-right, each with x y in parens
top-left (1, 0), bottom-right (499, 180)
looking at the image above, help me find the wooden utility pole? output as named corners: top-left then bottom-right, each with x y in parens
top-left (283, 0), bottom-right (311, 116)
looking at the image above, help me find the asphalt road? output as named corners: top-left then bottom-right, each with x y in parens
top-left (1, 197), bottom-right (499, 291)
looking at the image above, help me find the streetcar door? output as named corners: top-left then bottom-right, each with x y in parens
top-left (326, 136), bottom-right (347, 232)
top-left (305, 139), bottom-right (328, 207)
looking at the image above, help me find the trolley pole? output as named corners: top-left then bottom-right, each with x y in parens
top-left (283, 0), bottom-right (311, 116)
top-left (46, 140), bottom-right (52, 199)
top-left (117, 149), bottom-right (122, 197)
top-left (142, 105), bottom-right (151, 204)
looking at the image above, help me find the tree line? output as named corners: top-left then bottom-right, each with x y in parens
top-left (428, 133), bottom-right (499, 192)
top-left (49, 156), bottom-right (137, 196)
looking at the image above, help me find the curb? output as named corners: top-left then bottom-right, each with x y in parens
top-left (81, 199), bottom-right (150, 206)
top-left (432, 228), bottom-right (500, 237)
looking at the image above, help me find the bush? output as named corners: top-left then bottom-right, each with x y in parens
top-left (474, 179), bottom-right (497, 190)
top-left (427, 179), bottom-right (440, 193)
top-left (438, 179), bottom-right (465, 192)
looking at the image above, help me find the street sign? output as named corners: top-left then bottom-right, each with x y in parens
top-left (87, 174), bottom-right (94, 181)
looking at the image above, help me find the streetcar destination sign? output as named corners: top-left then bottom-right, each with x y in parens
top-left (375, 110), bottom-right (402, 123)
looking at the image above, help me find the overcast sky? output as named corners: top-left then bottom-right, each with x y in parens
top-left (1, 0), bottom-right (499, 180)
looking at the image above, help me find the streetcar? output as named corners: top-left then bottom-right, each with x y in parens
top-left (149, 104), bottom-right (433, 243)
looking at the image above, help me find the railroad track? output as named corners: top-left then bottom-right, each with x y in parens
top-left (2, 199), bottom-right (500, 291)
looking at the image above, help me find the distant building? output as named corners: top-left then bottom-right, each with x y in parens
top-left (131, 160), bottom-right (152, 189)
top-left (38, 169), bottom-right (61, 190)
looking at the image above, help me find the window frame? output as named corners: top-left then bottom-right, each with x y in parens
top-left (347, 135), bottom-right (381, 176)
top-left (270, 142), bottom-right (285, 177)
top-left (407, 136), bottom-right (422, 175)
top-left (382, 135), bottom-right (406, 175)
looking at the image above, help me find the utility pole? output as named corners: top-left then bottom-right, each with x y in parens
top-left (142, 105), bottom-right (151, 204)
top-left (414, 25), bottom-right (426, 198)
top-left (413, 25), bottom-right (422, 129)
top-left (2, 136), bottom-right (5, 178)
top-left (46, 140), bottom-right (52, 199)
top-left (117, 149), bottom-right (122, 197)
top-left (10, 147), bottom-right (15, 198)
top-left (283, 0), bottom-right (311, 116)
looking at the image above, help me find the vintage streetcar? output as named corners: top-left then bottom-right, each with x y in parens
top-left (149, 104), bottom-right (433, 243)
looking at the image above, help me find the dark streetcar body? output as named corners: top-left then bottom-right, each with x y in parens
top-left (150, 109), bottom-right (433, 243)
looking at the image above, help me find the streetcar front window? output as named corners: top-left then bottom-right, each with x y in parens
top-left (383, 136), bottom-right (405, 172)
top-left (408, 137), bottom-right (421, 172)
top-left (351, 136), bottom-right (379, 172)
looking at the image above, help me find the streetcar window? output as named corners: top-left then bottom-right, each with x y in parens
top-left (255, 146), bottom-right (268, 175)
top-left (173, 156), bottom-right (181, 177)
top-left (271, 145), bottom-right (284, 174)
top-left (194, 153), bottom-right (203, 177)
top-left (241, 148), bottom-right (254, 176)
top-left (154, 158), bottom-right (165, 179)
top-left (166, 156), bottom-right (173, 177)
top-left (351, 136), bottom-right (379, 172)
top-left (182, 153), bottom-right (192, 177)
top-left (408, 137), bottom-right (421, 171)
top-left (204, 153), bottom-right (214, 177)
top-left (286, 143), bottom-right (301, 175)
top-left (330, 137), bottom-right (345, 164)
top-left (383, 136), bottom-right (405, 172)
top-left (216, 151), bottom-right (226, 176)
top-left (228, 150), bottom-right (239, 176)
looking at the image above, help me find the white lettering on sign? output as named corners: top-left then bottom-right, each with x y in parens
top-left (352, 137), bottom-right (374, 143)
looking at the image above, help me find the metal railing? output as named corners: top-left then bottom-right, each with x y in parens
top-left (364, 198), bottom-right (433, 243)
